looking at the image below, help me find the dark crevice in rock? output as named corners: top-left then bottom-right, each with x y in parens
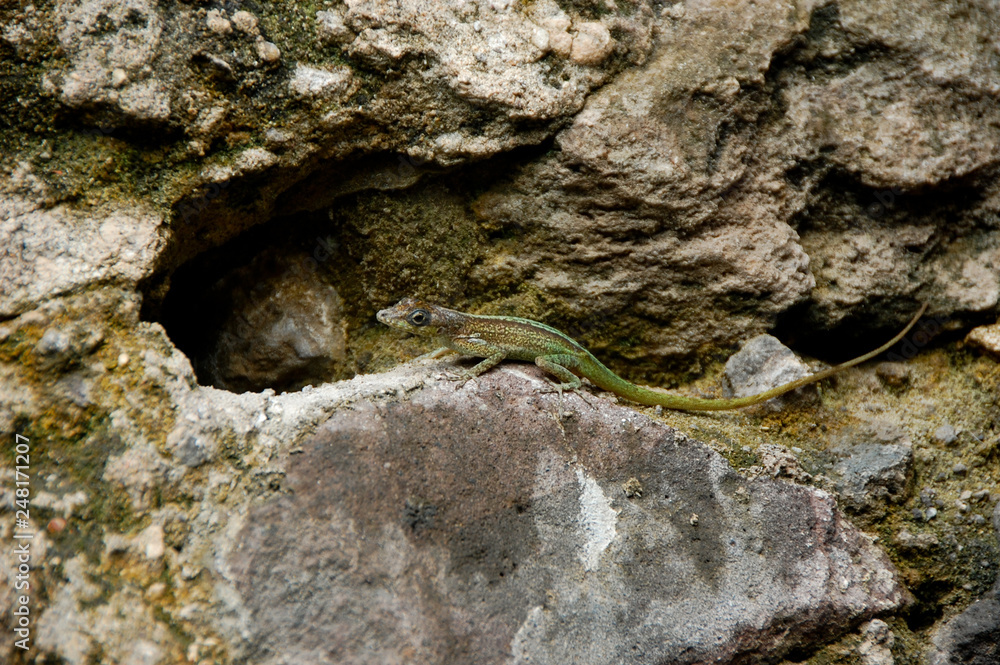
top-left (140, 143), bottom-right (553, 393)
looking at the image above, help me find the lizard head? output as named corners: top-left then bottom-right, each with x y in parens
top-left (377, 297), bottom-right (455, 337)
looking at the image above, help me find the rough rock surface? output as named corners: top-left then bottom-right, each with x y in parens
top-left (0, 190), bottom-right (165, 318)
top-left (927, 500), bottom-right (1000, 665)
top-left (467, 0), bottom-right (1000, 364)
top-left (831, 443), bottom-right (913, 514)
top-left (1, 1), bottom-right (999, 663)
top-left (228, 365), bottom-right (908, 665)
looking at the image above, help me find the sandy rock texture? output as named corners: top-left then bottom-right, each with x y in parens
top-left (1, 0), bottom-right (999, 663)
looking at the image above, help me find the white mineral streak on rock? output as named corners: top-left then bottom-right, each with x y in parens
top-left (575, 468), bottom-right (618, 571)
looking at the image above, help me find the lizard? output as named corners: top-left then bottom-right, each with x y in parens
top-left (376, 297), bottom-right (928, 411)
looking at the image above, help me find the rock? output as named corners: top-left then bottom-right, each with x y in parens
top-left (831, 444), bottom-right (912, 514)
top-left (757, 444), bottom-right (812, 482)
top-left (49, 0), bottom-right (173, 124)
top-left (166, 427), bottom-right (215, 468)
top-left (934, 423), bottom-right (959, 445)
top-left (927, 493), bottom-right (1000, 665)
top-left (875, 361), bottom-right (911, 388)
top-left (316, 9), bottom-right (353, 44)
top-left (255, 40), bottom-right (280, 64)
top-left (722, 334), bottom-right (814, 409)
top-left (928, 591), bottom-right (1000, 665)
top-left (467, 0), bottom-right (1000, 362)
top-left (35, 556), bottom-right (177, 665)
top-left (895, 530), bottom-right (939, 552)
top-left (857, 619), bottom-right (895, 665)
top-left (231, 11), bottom-right (259, 35)
top-left (0, 194), bottom-right (165, 318)
top-left (967, 322), bottom-right (1000, 357)
top-left (205, 9), bottom-right (232, 35)
top-left (571, 22), bottom-right (613, 66)
top-left (171, 250), bottom-right (350, 393)
top-left (227, 366), bottom-right (909, 665)
top-left (288, 64), bottom-right (354, 99)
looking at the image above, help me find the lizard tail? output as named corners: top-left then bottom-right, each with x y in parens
top-left (588, 303), bottom-right (929, 411)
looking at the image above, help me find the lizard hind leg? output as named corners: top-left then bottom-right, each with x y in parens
top-left (535, 355), bottom-right (584, 396)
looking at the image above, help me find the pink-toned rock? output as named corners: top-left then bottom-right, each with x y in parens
top-left (571, 22), bottom-right (613, 65)
top-left (229, 365), bottom-right (909, 665)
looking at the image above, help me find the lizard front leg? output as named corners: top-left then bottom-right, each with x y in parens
top-left (444, 339), bottom-right (507, 385)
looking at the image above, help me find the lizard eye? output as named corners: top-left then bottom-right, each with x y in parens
top-left (408, 309), bottom-right (430, 326)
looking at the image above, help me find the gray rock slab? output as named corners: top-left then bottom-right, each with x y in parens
top-left (832, 443), bottom-right (913, 514)
top-left (227, 366), bottom-right (909, 665)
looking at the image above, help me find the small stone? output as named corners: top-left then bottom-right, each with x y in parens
top-left (895, 529), bottom-right (939, 550)
top-left (571, 21), bottom-right (613, 66)
top-left (206, 9), bottom-right (232, 35)
top-left (530, 26), bottom-right (550, 52)
top-left (231, 10), bottom-right (258, 34)
top-left (933, 423), bottom-right (958, 445)
top-left (876, 361), bottom-right (911, 387)
top-left (289, 64), bottom-right (353, 98)
top-left (953, 463), bottom-right (968, 476)
top-left (956, 500), bottom-right (969, 513)
top-left (723, 335), bottom-right (814, 410)
top-left (960, 490), bottom-right (973, 501)
top-left (316, 10), bottom-right (353, 43)
top-left (141, 524), bottom-right (165, 559)
top-left (47, 517), bottom-right (67, 533)
top-left (622, 477), bottom-right (643, 498)
top-left (689, 513), bottom-right (699, 526)
top-left (36, 328), bottom-right (70, 356)
top-left (969, 514), bottom-right (987, 526)
top-left (117, 353), bottom-right (130, 367)
top-left (966, 321), bottom-right (1000, 357)
top-left (111, 68), bottom-right (128, 88)
top-left (911, 508), bottom-right (925, 521)
top-left (146, 582), bottom-right (167, 600)
top-left (256, 40), bottom-right (281, 63)
top-left (972, 490), bottom-right (990, 503)
top-left (832, 444), bottom-right (912, 514)
top-left (926, 507), bottom-right (938, 520)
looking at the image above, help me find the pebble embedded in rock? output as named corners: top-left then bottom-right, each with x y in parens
top-left (530, 26), bottom-right (550, 52)
top-left (316, 9), bottom-right (354, 43)
top-left (933, 423), bottom-right (958, 445)
top-left (111, 68), bottom-right (128, 88)
top-left (570, 21), bottom-right (613, 66)
top-left (256, 40), bottom-right (281, 63)
top-left (876, 361), bottom-right (911, 387)
top-left (231, 10), bottom-right (258, 34)
top-left (206, 9), bottom-right (232, 35)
